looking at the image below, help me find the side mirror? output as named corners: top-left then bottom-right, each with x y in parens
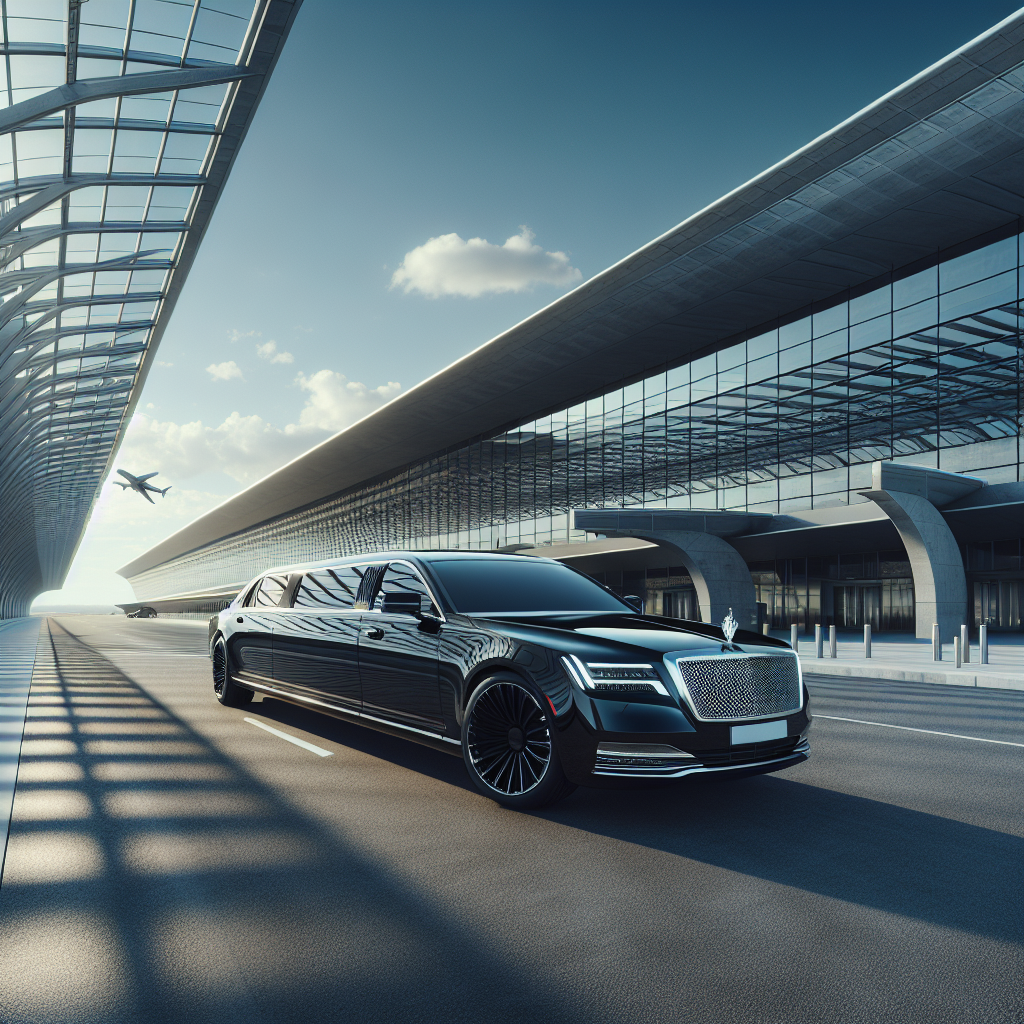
top-left (623, 595), bottom-right (643, 613)
top-left (380, 592), bottom-right (422, 616)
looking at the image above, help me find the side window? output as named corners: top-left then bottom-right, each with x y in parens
top-left (293, 566), bottom-right (363, 610)
top-left (371, 563), bottom-right (435, 614)
top-left (250, 573), bottom-right (289, 608)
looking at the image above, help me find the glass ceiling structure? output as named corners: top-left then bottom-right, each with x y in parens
top-left (0, 0), bottom-right (300, 617)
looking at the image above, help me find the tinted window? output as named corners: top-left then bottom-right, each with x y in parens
top-left (429, 559), bottom-right (627, 614)
top-left (293, 566), bottom-right (364, 610)
top-left (371, 562), bottom-right (435, 613)
top-left (248, 574), bottom-right (288, 608)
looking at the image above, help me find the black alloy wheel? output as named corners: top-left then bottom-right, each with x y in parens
top-left (462, 675), bottom-right (575, 809)
top-left (212, 637), bottom-right (253, 707)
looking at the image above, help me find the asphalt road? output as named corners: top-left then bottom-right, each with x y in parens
top-left (1, 616), bottom-right (1021, 1024)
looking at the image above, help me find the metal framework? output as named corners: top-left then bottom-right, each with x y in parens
top-left (0, 0), bottom-right (300, 617)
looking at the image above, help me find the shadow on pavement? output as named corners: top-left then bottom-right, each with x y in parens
top-left (0, 620), bottom-right (586, 1024)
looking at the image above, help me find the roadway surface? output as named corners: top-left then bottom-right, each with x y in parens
top-left (0, 616), bottom-right (1021, 1024)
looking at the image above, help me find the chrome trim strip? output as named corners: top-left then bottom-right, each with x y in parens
top-left (662, 649), bottom-right (804, 723)
top-left (592, 740), bottom-right (809, 778)
top-left (238, 679), bottom-right (460, 745)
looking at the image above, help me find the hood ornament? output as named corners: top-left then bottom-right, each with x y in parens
top-left (721, 608), bottom-right (738, 645)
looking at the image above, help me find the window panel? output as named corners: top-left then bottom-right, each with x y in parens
top-left (939, 271), bottom-right (1016, 322)
top-left (80, 0), bottom-right (131, 49)
top-left (940, 236), bottom-right (1017, 292)
top-left (13, 128), bottom-right (63, 177)
top-left (850, 286), bottom-right (890, 325)
top-left (812, 303), bottom-right (846, 337)
top-left (779, 316), bottom-right (811, 347)
top-left (893, 266), bottom-right (938, 308)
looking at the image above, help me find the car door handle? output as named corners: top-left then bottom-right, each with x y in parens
top-left (362, 627), bottom-right (385, 640)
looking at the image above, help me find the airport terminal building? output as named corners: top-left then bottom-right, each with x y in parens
top-left (120, 13), bottom-right (1024, 638)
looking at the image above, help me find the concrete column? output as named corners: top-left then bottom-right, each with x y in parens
top-left (860, 487), bottom-right (967, 641)
top-left (595, 529), bottom-right (757, 629)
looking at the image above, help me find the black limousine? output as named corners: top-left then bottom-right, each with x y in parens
top-left (210, 551), bottom-right (810, 808)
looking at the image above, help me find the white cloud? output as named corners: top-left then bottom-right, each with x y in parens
top-left (206, 360), bottom-right (243, 381)
top-left (390, 226), bottom-right (582, 298)
top-left (256, 340), bottom-right (294, 365)
top-left (229, 328), bottom-right (260, 342)
top-left (294, 370), bottom-right (401, 432)
top-left (116, 370), bottom-right (403, 486)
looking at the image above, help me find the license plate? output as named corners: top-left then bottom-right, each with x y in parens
top-left (731, 720), bottom-right (787, 745)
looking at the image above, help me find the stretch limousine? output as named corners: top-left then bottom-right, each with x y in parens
top-left (209, 551), bottom-right (811, 809)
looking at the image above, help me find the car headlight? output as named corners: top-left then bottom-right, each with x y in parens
top-left (562, 655), bottom-right (670, 696)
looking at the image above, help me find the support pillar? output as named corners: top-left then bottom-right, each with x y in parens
top-left (860, 461), bottom-right (983, 641)
top-left (572, 510), bottom-right (768, 631)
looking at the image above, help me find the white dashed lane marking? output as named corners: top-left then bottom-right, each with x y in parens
top-left (243, 717), bottom-right (334, 757)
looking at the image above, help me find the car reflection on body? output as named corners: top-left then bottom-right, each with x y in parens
top-left (209, 551), bottom-right (811, 809)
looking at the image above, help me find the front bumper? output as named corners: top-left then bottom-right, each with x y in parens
top-left (592, 737), bottom-right (810, 779)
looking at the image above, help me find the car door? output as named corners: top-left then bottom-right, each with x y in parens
top-left (231, 573), bottom-right (288, 682)
top-left (272, 564), bottom-right (365, 709)
top-left (357, 561), bottom-right (445, 732)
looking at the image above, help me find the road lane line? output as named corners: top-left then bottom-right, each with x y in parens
top-left (816, 715), bottom-right (1024, 747)
top-left (243, 717), bottom-right (333, 757)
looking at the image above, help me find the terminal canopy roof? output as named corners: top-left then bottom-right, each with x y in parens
top-left (0, 0), bottom-right (299, 615)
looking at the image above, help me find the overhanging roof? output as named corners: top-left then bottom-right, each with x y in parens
top-left (0, 0), bottom-right (301, 615)
top-left (120, 9), bottom-right (1024, 580)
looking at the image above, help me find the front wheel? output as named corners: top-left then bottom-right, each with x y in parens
top-left (462, 675), bottom-right (576, 810)
top-left (212, 636), bottom-right (253, 707)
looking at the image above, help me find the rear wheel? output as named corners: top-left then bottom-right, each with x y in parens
top-left (212, 636), bottom-right (253, 707)
top-left (462, 675), bottom-right (575, 809)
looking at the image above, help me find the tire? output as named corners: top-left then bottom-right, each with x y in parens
top-left (462, 674), bottom-right (576, 810)
top-left (212, 636), bottom-right (253, 707)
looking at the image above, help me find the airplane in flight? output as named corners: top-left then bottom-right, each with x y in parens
top-left (114, 469), bottom-right (171, 504)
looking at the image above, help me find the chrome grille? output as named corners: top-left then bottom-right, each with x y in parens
top-left (675, 654), bottom-right (800, 720)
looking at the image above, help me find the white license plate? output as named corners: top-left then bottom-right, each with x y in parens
top-left (731, 720), bottom-right (787, 745)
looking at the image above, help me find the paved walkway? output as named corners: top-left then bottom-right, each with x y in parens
top-left (0, 618), bottom-right (42, 874)
top-left (778, 631), bottom-right (1024, 689)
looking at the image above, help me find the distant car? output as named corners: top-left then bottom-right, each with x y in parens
top-left (209, 552), bottom-right (810, 809)
top-left (127, 606), bottom-right (157, 618)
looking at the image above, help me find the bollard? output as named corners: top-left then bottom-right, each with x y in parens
top-left (815, 624), bottom-right (823, 658)
top-left (829, 624), bottom-right (837, 659)
top-left (980, 623), bottom-right (988, 665)
top-left (790, 623), bottom-right (799, 652)
top-left (932, 622), bottom-right (941, 662)
top-left (960, 624), bottom-right (969, 664)
top-left (762, 622), bottom-right (770, 636)
top-left (953, 635), bottom-right (961, 668)
top-left (864, 623), bottom-right (871, 659)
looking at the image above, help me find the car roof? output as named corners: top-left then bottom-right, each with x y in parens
top-left (246, 549), bottom-right (558, 584)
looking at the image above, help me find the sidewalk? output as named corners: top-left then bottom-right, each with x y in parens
top-left (0, 618), bottom-right (42, 870)
top-left (775, 631), bottom-right (1024, 691)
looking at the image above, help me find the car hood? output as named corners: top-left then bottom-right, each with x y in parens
top-left (472, 612), bottom-right (788, 659)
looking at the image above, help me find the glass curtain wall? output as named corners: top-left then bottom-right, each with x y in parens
top-left (129, 230), bottom-right (1024, 607)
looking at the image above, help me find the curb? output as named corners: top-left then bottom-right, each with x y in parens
top-left (799, 657), bottom-right (1024, 691)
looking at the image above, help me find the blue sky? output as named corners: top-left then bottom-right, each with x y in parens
top-left (35, 0), bottom-right (1022, 606)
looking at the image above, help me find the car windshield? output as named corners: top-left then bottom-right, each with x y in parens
top-left (428, 558), bottom-right (630, 614)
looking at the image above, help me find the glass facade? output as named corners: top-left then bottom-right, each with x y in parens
top-left (130, 228), bottom-right (1024, 629)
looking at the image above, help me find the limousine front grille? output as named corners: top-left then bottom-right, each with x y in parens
top-left (675, 653), bottom-right (801, 721)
